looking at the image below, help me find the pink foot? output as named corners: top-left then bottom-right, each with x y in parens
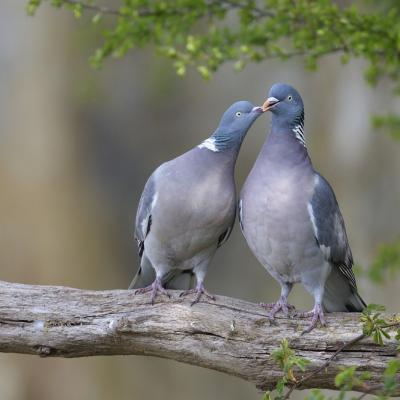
top-left (180, 283), bottom-right (215, 306)
top-left (135, 278), bottom-right (171, 304)
top-left (260, 296), bottom-right (296, 318)
top-left (297, 303), bottom-right (326, 334)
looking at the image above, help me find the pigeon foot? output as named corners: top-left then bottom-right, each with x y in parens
top-left (260, 296), bottom-right (296, 318)
top-left (297, 303), bottom-right (326, 334)
top-left (180, 283), bottom-right (215, 306)
top-left (135, 278), bottom-right (171, 304)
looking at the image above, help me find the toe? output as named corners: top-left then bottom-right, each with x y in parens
top-left (135, 286), bottom-right (152, 295)
top-left (259, 302), bottom-right (274, 309)
top-left (202, 289), bottom-right (215, 301)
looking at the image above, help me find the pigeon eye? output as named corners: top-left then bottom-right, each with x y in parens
top-left (287, 95), bottom-right (293, 101)
top-left (235, 111), bottom-right (242, 117)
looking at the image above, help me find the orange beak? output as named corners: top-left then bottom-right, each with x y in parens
top-left (262, 97), bottom-right (280, 112)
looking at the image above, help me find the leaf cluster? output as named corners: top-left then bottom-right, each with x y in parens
top-left (366, 240), bottom-right (400, 283)
top-left (361, 304), bottom-right (392, 345)
top-left (26, 0), bottom-right (400, 85)
top-left (267, 338), bottom-right (310, 399)
top-left (265, 305), bottom-right (399, 400)
top-left (26, 0), bottom-right (400, 136)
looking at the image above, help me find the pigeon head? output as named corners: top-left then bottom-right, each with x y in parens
top-left (262, 83), bottom-right (304, 128)
top-left (207, 101), bottom-right (263, 151)
top-left (219, 101), bottom-right (263, 129)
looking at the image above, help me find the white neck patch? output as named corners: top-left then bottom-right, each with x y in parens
top-left (198, 137), bottom-right (219, 152)
top-left (292, 124), bottom-right (306, 147)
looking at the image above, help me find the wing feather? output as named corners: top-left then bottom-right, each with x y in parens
top-left (134, 174), bottom-right (157, 257)
top-left (308, 173), bottom-right (356, 289)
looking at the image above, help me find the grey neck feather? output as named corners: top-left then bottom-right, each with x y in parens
top-left (271, 111), bottom-right (306, 148)
top-left (261, 132), bottom-right (311, 172)
top-left (211, 127), bottom-right (245, 151)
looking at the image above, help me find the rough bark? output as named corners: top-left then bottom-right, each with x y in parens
top-left (0, 280), bottom-right (398, 394)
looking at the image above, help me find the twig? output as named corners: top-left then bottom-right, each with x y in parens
top-left (44, 0), bottom-right (272, 18)
top-left (48, 0), bottom-right (122, 16)
top-left (282, 333), bottom-right (366, 400)
top-left (355, 383), bottom-right (385, 400)
top-left (282, 320), bottom-right (400, 399)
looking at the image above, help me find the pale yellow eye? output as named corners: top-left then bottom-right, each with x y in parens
top-left (235, 111), bottom-right (242, 117)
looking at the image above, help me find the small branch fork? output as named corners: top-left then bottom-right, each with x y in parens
top-left (283, 320), bottom-right (400, 399)
top-left (282, 333), bottom-right (367, 400)
top-left (0, 280), bottom-right (398, 395)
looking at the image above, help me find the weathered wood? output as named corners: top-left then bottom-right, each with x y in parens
top-left (0, 280), bottom-right (398, 394)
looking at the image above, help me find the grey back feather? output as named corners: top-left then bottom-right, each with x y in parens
top-left (309, 173), bottom-right (356, 288)
top-left (134, 174), bottom-right (157, 257)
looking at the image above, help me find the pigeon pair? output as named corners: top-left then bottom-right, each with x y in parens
top-left (130, 83), bottom-right (365, 332)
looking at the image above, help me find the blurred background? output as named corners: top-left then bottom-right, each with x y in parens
top-left (0, 1), bottom-right (399, 399)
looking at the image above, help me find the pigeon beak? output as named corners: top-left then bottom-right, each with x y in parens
top-left (262, 97), bottom-right (280, 112)
top-left (251, 106), bottom-right (264, 114)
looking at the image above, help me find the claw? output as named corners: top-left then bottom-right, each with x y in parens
top-left (297, 303), bottom-right (326, 334)
top-left (135, 278), bottom-right (171, 304)
top-left (260, 296), bottom-right (296, 319)
top-left (180, 283), bottom-right (215, 306)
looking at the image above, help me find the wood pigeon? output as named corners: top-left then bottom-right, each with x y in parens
top-left (239, 83), bottom-right (365, 332)
top-left (130, 101), bottom-right (264, 304)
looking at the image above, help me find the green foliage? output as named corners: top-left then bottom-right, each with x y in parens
top-left (271, 339), bottom-right (310, 397)
top-left (27, 0), bottom-right (86, 18)
top-left (304, 389), bottom-right (325, 400)
top-left (382, 359), bottom-right (400, 396)
top-left (262, 391), bottom-right (273, 400)
top-left (367, 240), bottom-right (400, 284)
top-left (263, 316), bottom-right (400, 400)
top-left (372, 116), bottom-right (400, 140)
top-left (26, 0), bottom-right (400, 87)
top-left (26, 0), bottom-right (41, 15)
top-left (27, 0), bottom-right (400, 139)
top-left (360, 304), bottom-right (391, 345)
top-left (334, 366), bottom-right (371, 392)
top-left (27, 0), bottom-right (400, 136)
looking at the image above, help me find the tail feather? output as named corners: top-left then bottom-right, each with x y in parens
top-left (165, 270), bottom-right (196, 290)
top-left (128, 256), bottom-right (155, 289)
top-left (129, 256), bottom-right (195, 290)
top-left (322, 267), bottom-right (366, 312)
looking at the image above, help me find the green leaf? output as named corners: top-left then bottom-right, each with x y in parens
top-left (92, 13), bottom-right (102, 24)
top-left (335, 366), bottom-right (357, 389)
top-left (276, 378), bottom-right (287, 395)
top-left (365, 304), bottom-right (387, 313)
top-left (262, 391), bottom-right (273, 400)
top-left (234, 60), bottom-right (245, 72)
top-left (383, 359), bottom-right (400, 395)
top-left (197, 65), bottom-right (211, 80)
top-left (360, 304), bottom-right (394, 346)
top-left (272, 339), bottom-right (310, 387)
top-left (72, 3), bottom-right (82, 18)
top-left (305, 389), bottom-right (326, 400)
top-left (367, 240), bottom-right (400, 282)
top-left (26, 0), bottom-right (41, 16)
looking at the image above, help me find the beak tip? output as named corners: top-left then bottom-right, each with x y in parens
top-left (252, 106), bottom-right (264, 113)
top-left (262, 96), bottom-right (280, 112)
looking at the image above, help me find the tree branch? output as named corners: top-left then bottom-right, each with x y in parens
top-left (48, 0), bottom-right (122, 16)
top-left (43, 0), bottom-right (256, 18)
top-left (0, 280), bottom-right (398, 395)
